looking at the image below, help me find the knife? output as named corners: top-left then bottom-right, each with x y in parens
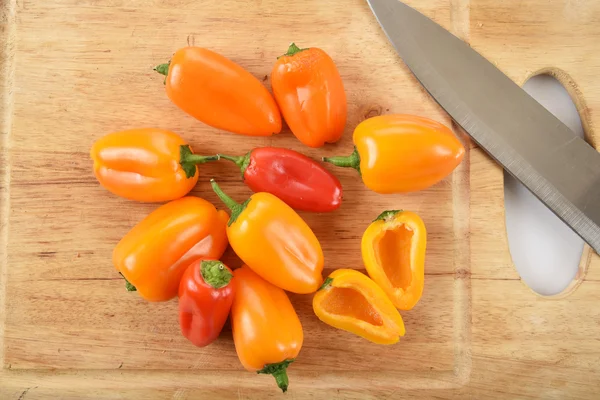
top-left (367, 0), bottom-right (600, 253)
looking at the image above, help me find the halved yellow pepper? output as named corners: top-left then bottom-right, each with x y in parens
top-left (362, 210), bottom-right (426, 310)
top-left (312, 269), bottom-right (405, 344)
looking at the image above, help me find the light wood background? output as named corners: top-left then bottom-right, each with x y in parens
top-left (1, 0), bottom-right (599, 398)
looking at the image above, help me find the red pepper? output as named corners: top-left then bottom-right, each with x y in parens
top-left (178, 260), bottom-right (235, 347)
top-left (218, 147), bottom-right (342, 213)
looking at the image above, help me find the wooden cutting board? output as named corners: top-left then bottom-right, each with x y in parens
top-left (1, 0), bottom-right (599, 398)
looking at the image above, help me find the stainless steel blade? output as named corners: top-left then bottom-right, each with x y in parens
top-left (367, 0), bottom-right (600, 253)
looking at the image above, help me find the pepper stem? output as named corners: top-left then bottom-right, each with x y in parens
top-left (200, 260), bottom-right (232, 289)
top-left (153, 62), bottom-right (170, 85)
top-left (119, 272), bottom-right (137, 292)
top-left (374, 210), bottom-right (403, 222)
top-left (217, 152), bottom-right (251, 178)
top-left (318, 277), bottom-right (333, 291)
top-left (217, 154), bottom-right (244, 166)
top-left (210, 179), bottom-right (251, 226)
top-left (153, 62), bottom-right (170, 76)
top-left (257, 359), bottom-right (294, 393)
top-left (279, 42), bottom-right (308, 58)
top-left (179, 145), bottom-right (219, 179)
top-left (322, 147), bottom-right (361, 175)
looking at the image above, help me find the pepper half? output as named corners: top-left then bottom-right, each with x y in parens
top-left (362, 210), bottom-right (426, 310)
top-left (312, 269), bottom-right (405, 344)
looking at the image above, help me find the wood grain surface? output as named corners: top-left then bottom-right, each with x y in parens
top-left (1, 0), bottom-right (599, 398)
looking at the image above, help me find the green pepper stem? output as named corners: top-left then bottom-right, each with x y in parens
top-left (210, 179), bottom-right (250, 226)
top-left (257, 359), bottom-right (294, 393)
top-left (200, 260), bottom-right (232, 289)
top-left (184, 154), bottom-right (219, 164)
top-left (322, 146), bottom-right (361, 175)
top-left (272, 369), bottom-right (289, 393)
top-left (153, 62), bottom-right (170, 76)
top-left (217, 152), bottom-right (251, 178)
top-left (179, 145), bottom-right (219, 179)
top-left (279, 42), bottom-right (308, 59)
top-left (153, 62), bottom-right (170, 85)
top-left (318, 277), bottom-right (333, 291)
top-left (217, 154), bottom-right (244, 166)
top-left (119, 272), bottom-right (137, 292)
top-left (374, 210), bottom-right (403, 223)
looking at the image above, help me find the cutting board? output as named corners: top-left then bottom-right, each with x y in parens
top-left (1, 0), bottom-right (599, 398)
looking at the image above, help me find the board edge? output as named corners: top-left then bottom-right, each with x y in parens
top-left (0, 0), bottom-right (17, 373)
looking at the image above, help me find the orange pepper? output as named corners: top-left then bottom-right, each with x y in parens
top-left (312, 269), bottom-right (405, 345)
top-left (362, 210), bottom-right (426, 310)
top-left (231, 266), bottom-right (303, 393)
top-left (210, 180), bottom-right (324, 294)
top-left (155, 47), bottom-right (282, 137)
top-left (91, 128), bottom-right (217, 202)
top-left (113, 197), bottom-right (229, 302)
top-left (271, 43), bottom-right (347, 148)
top-left (323, 114), bottom-right (465, 193)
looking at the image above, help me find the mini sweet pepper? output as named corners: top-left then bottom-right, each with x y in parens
top-left (231, 265), bottom-right (303, 392)
top-left (313, 269), bottom-right (405, 344)
top-left (91, 128), bottom-right (217, 202)
top-left (210, 179), bottom-right (323, 294)
top-left (271, 43), bottom-right (347, 148)
top-left (323, 114), bottom-right (465, 193)
top-left (178, 260), bottom-right (235, 347)
top-left (362, 210), bottom-right (426, 310)
top-left (113, 197), bottom-right (229, 301)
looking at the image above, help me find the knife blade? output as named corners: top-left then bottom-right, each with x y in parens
top-left (367, 0), bottom-right (600, 253)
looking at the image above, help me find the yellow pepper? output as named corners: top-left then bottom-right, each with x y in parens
top-left (231, 266), bottom-right (303, 392)
top-left (210, 179), bottom-right (324, 294)
top-left (362, 210), bottom-right (426, 310)
top-left (312, 269), bottom-right (405, 344)
top-left (323, 114), bottom-right (465, 193)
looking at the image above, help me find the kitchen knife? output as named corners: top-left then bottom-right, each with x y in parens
top-left (367, 0), bottom-right (600, 253)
